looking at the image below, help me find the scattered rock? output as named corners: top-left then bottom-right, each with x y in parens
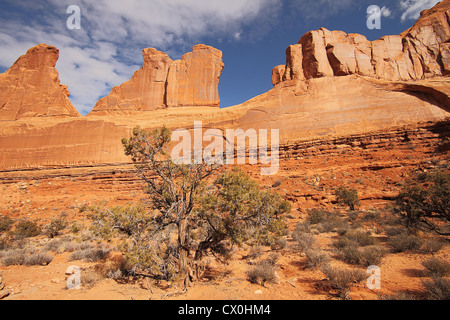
top-left (0, 289), bottom-right (11, 300)
top-left (254, 290), bottom-right (263, 295)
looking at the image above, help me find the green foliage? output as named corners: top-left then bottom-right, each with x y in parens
top-left (394, 171), bottom-right (450, 235)
top-left (388, 233), bottom-right (423, 253)
top-left (0, 215), bottom-right (14, 234)
top-left (422, 258), bottom-right (450, 277)
top-left (44, 213), bottom-right (67, 238)
top-left (89, 127), bottom-right (293, 284)
top-left (304, 249), bottom-right (331, 269)
top-left (13, 218), bottom-right (41, 239)
top-left (89, 204), bottom-right (151, 240)
top-left (24, 252), bottom-right (54, 266)
top-left (320, 264), bottom-right (367, 298)
top-left (335, 186), bottom-right (360, 211)
top-left (246, 260), bottom-right (277, 286)
top-left (306, 208), bottom-right (348, 233)
top-left (196, 168), bottom-right (290, 258)
top-left (422, 277), bottom-right (450, 300)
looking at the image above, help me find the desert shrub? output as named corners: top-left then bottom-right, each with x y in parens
top-left (270, 237), bottom-right (287, 251)
top-left (317, 217), bottom-right (349, 234)
top-left (304, 249), bottom-right (331, 269)
top-left (0, 238), bottom-right (7, 251)
top-left (384, 226), bottom-right (407, 237)
top-left (292, 221), bottom-right (311, 234)
top-left (388, 233), bottom-right (423, 253)
top-left (422, 258), bottom-right (450, 277)
top-left (293, 231), bottom-right (316, 251)
top-left (333, 238), bottom-right (386, 266)
top-left (305, 209), bottom-right (349, 233)
top-left (320, 265), bottom-right (367, 297)
top-left (70, 221), bottom-right (82, 234)
top-left (265, 253), bottom-right (280, 266)
top-left (248, 245), bottom-right (263, 260)
top-left (43, 237), bottom-right (75, 253)
top-left (247, 260), bottom-right (277, 286)
top-left (24, 252), bottom-right (54, 266)
top-left (44, 213), bottom-right (67, 238)
top-left (357, 246), bottom-right (387, 266)
top-left (69, 245), bottom-right (111, 262)
top-left (335, 186), bottom-right (360, 211)
top-left (394, 171), bottom-right (449, 235)
top-left (89, 204), bottom-right (151, 240)
top-left (360, 209), bottom-right (382, 222)
top-left (378, 292), bottom-right (417, 300)
top-left (13, 219), bottom-right (41, 239)
top-left (422, 277), bottom-right (450, 300)
top-left (422, 239), bottom-right (445, 254)
top-left (81, 269), bottom-right (102, 287)
top-left (1, 249), bottom-right (27, 266)
top-left (0, 215), bottom-right (14, 234)
top-left (307, 208), bottom-right (329, 225)
top-left (341, 229), bottom-right (377, 247)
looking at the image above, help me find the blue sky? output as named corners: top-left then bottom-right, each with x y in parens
top-left (0, 0), bottom-right (442, 115)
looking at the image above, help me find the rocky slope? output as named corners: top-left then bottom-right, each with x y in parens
top-left (0, 1), bottom-right (449, 170)
top-left (273, 0), bottom-right (450, 84)
top-left (91, 44), bottom-right (224, 114)
top-left (0, 44), bottom-right (80, 120)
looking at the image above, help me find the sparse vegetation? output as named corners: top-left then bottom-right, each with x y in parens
top-left (388, 233), bottom-right (423, 253)
top-left (394, 171), bottom-right (449, 235)
top-left (320, 264), bottom-right (367, 299)
top-left (422, 277), bottom-right (450, 300)
top-left (304, 249), bottom-right (331, 269)
top-left (0, 215), bottom-right (14, 234)
top-left (24, 252), bottom-right (54, 266)
top-left (13, 219), bottom-right (41, 239)
top-left (422, 258), bottom-right (450, 277)
top-left (247, 260), bottom-right (277, 287)
top-left (44, 213), bottom-right (67, 238)
top-left (69, 244), bottom-right (111, 262)
top-left (335, 186), bottom-right (360, 211)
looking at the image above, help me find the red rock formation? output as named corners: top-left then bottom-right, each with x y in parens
top-left (273, 0), bottom-right (450, 83)
top-left (93, 48), bottom-right (174, 113)
top-left (166, 44), bottom-right (224, 108)
top-left (0, 44), bottom-right (79, 120)
top-left (91, 44), bottom-right (224, 114)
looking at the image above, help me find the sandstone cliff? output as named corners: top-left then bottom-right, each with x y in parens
top-left (0, 44), bottom-right (79, 120)
top-left (273, 0), bottom-right (450, 85)
top-left (0, 2), bottom-right (449, 170)
top-left (91, 44), bottom-right (224, 114)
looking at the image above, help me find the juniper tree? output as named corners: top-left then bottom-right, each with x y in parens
top-left (115, 126), bottom-right (291, 289)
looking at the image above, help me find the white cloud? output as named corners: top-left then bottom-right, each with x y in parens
top-left (399, 0), bottom-right (441, 21)
top-left (381, 6), bottom-right (392, 18)
top-left (0, 0), bottom-right (281, 114)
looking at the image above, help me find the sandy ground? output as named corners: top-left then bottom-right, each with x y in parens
top-left (0, 130), bottom-right (449, 300)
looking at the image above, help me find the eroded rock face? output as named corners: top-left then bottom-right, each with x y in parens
top-left (273, 0), bottom-right (450, 84)
top-left (91, 44), bottom-right (224, 114)
top-left (93, 48), bottom-right (174, 113)
top-left (0, 44), bottom-right (79, 120)
top-left (166, 44), bottom-right (224, 108)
